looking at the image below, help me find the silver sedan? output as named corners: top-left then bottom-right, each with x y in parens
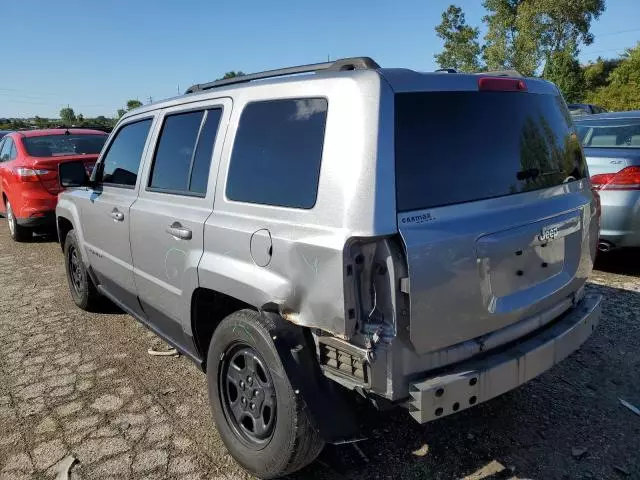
top-left (576, 111), bottom-right (640, 251)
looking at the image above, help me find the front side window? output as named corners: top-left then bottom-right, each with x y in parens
top-left (101, 119), bottom-right (152, 187)
top-left (148, 108), bottom-right (222, 195)
top-left (226, 98), bottom-right (328, 209)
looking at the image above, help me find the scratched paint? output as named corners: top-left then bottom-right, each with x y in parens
top-left (164, 248), bottom-right (187, 282)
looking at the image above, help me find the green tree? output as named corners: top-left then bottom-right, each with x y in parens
top-left (586, 43), bottom-right (640, 111)
top-left (482, 0), bottom-right (540, 75)
top-left (434, 5), bottom-right (483, 72)
top-left (481, 0), bottom-right (605, 76)
top-left (59, 107), bottom-right (76, 123)
top-left (542, 42), bottom-right (585, 102)
top-left (533, 0), bottom-right (605, 54)
top-left (218, 71), bottom-right (245, 80)
top-left (77, 113), bottom-right (84, 123)
top-left (34, 116), bottom-right (48, 128)
top-left (126, 99), bottom-right (143, 111)
top-left (583, 57), bottom-right (622, 91)
top-left (117, 108), bottom-right (127, 118)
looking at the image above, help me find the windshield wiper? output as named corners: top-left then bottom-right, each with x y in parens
top-left (516, 168), bottom-right (540, 181)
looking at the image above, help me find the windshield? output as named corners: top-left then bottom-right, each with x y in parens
top-left (23, 134), bottom-right (106, 157)
top-left (575, 118), bottom-right (640, 148)
top-left (395, 91), bottom-right (586, 212)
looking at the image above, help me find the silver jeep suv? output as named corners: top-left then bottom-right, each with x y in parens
top-left (56, 57), bottom-right (602, 479)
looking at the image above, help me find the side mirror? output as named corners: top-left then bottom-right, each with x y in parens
top-left (59, 160), bottom-right (89, 188)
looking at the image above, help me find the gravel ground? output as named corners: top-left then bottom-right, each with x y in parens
top-left (0, 224), bottom-right (638, 480)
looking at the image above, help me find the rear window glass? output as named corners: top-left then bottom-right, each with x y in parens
top-left (23, 134), bottom-right (106, 157)
top-left (395, 92), bottom-right (586, 212)
top-left (575, 118), bottom-right (640, 148)
top-left (226, 98), bottom-right (327, 209)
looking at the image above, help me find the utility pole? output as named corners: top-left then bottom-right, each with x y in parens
top-left (147, 96), bottom-right (153, 104)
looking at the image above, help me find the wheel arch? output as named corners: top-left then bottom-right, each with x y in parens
top-left (57, 216), bottom-right (74, 251)
top-left (55, 198), bottom-right (89, 264)
top-left (190, 287), bottom-right (256, 368)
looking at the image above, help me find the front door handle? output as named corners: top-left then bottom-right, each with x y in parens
top-left (110, 209), bottom-right (124, 222)
top-left (166, 222), bottom-right (192, 240)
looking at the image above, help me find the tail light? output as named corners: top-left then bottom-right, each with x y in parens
top-left (14, 167), bottom-right (61, 194)
top-left (591, 166), bottom-right (640, 191)
top-left (14, 167), bottom-right (57, 182)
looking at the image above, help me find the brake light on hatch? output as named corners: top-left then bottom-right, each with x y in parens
top-left (14, 167), bottom-right (57, 182)
top-left (478, 77), bottom-right (527, 92)
top-left (591, 166), bottom-right (640, 191)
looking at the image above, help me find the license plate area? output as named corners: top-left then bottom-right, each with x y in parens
top-left (483, 239), bottom-right (565, 297)
top-left (476, 210), bottom-right (581, 302)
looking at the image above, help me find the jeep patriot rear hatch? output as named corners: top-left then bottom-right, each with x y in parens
top-left (393, 79), bottom-right (599, 355)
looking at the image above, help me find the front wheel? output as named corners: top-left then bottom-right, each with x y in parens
top-left (6, 200), bottom-right (31, 242)
top-left (207, 309), bottom-right (324, 479)
top-left (64, 230), bottom-right (100, 310)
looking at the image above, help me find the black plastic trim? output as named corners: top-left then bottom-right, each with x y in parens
top-left (97, 285), bottom-right (203, 368)
top-left (16, 211), bottom-right (56, 227)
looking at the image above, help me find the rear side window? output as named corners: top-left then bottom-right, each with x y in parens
top-left (576, 118), bottom-right (640, 148)
top-left (102, 119), bottom-right (152, 187)
top-left (23, 134), bottom-right (106, 157)
top-left (226, 98), bottom-right (328, 209)
top-left (395, 92), bottom-right (586, 212)
top-left (149, 108), bottom-right (222, 195)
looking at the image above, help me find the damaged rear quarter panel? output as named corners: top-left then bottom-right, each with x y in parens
top-left (197, 74), bottom-right (398, 338)
top-left (199, 215), bottom-right (350, 335)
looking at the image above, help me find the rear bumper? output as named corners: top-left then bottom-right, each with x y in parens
top-left (407, 293), bottom-right (601, 423)
top-left (16, 211), bottom-right (56, 228)
top-left (598, 190), bottom-right (640, 248)
top-left (7, 184), bottom-right (58, 222)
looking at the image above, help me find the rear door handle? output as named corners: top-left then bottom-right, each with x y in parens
top-left (166, 222), bottom-right (192, 240)
top-left (110, 209), bottom-right (124, 222)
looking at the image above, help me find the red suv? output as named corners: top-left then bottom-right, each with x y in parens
top-left (0, 129), bottom-right (107, 241)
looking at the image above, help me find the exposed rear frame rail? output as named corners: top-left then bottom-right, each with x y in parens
top-left (185, 57), bottom-right (381, 94)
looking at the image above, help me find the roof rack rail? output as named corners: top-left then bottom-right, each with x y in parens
top-left (185, 57), bottom-right (381, 94)
top-left (477, 69), bottom-right (523, 78)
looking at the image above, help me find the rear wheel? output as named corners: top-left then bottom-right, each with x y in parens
top-left (64, 230), bottom-right (100, 310)
top-left (6, 200), bottom-right (31, 242)
top-left (207, 309), bottom-right (324, 479)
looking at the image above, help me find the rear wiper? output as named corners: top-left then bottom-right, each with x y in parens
top-left (516, 168), bottom-right (540, 180)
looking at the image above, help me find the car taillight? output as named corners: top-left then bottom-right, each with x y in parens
top-left (478, 77), bottom-right (527, 92)
top-left (591, 166), bottom-right (640, 191)
top-left (14, 167), bottom-right (57, 182)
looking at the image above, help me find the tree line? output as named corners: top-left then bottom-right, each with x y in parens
top-left (0, 99), bottom-right (145, 131)
top-left (1, 71), bottom-right (248, 132)
top-left (434, 1), bottom-right (639, 110)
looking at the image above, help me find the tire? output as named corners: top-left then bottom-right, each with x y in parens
top-left (6, 200), bottom-right (31, 242)
top-left (207, 309), bottom-right (324, 479)
top-left (64, 230), bottom-right (100, 310)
